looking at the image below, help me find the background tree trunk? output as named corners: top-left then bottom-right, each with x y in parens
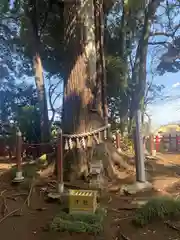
top-left (94, 0), bottom-right (108, 123)
top-left (33, 54), bottom-right (50, 142)
top-left (26, 0), bottom-right (50, 142)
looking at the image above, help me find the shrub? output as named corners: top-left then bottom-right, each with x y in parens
top-left (133, 196), bottom-right (180, 226)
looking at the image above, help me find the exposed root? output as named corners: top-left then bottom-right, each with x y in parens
top-left (105, 141), bottom-right (134, 171)
top-left (92, 142), bottom-right (135, 182)
top-left (38, 162), bottom-right (55, 178)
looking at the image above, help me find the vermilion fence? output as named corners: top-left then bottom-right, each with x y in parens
top-left (0, 138), bottom-right (54, 159)
top-left (1, 130), bottom-right (63, 189)
top-left (113, 132), bottom-right (180, 153)
top-left (0, 139), bottom-right (15, 157)
top-left (154, 134), bottom-right (180, 152)
top-left (1, 132), bottom-right (180, 159)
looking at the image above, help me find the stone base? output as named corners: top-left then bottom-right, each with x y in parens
top-left (48, 192), bottom-right (62, 199)
top-left (117, 148), bottom-right (122, 153)
top-left (120, 181), bottom-right (152, 195)
top-left (12, 171), bottom-right (24, 183)
top-left (57, 183), bottom-right (64, 193)
top-left (152, 150), bottom-right (156, 157)
top-left (48, 183), bottom-right (67, 200)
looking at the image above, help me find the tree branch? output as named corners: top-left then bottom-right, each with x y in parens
top-left (150, 32), bottom-right (172, 37)
top-left (48, 77), bottom-right (62, 124)
top-left (148, 41), bottom-right (169, 47)
top-left (144, 81), bottom-right (153, 106)
top-left (150, 23), bottom-right (180, 38)
top-left (162, 54), bottom-right (180, 63)
top-left (52, 93), bottom-right (62, 106)
top-left (130, 0), bottom-right (164, 116)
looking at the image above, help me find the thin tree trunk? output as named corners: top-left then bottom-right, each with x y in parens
top-left (130, 0), bottom-right (163, 181)
top-left (94, 0), bottom-right (108, 124)
top-left (130, 0), bottom-right (163, 116)
top-left (26, 0), bottom-right (50, 142)
top-left (33, 54), bottom-right (50, 142)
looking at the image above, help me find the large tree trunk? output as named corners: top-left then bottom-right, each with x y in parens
top-left (62, 0), bottom-right (108, 181)
top-left (62, 0), bottom-right (135, 182)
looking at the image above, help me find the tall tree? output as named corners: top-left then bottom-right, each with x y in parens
top-left (4, 0), bottom-right (50, 142)
top-left (62, 0), bottom-right (106, 180)
top-left (0, 80), bottom-right (41, 143)
top-left (23, 0), bottom-right (50, 142)
top-left (3, 0), bottom-right (179, 181)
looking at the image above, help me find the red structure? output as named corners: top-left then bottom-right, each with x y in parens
top-left (154, 134), bottom-right (180, 152)
top-left (115, 131), bottom-right (121, 149)
top-left (155, 135), bottom-right (161, 152)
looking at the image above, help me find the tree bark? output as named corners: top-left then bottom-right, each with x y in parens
top-left (62, 0), bottom-right (135, 181)
top-left (62, 0), bottom-right (106, 181)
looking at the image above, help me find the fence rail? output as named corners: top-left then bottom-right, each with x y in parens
top-left (1, 132), bottom-right (180, 159)
top-left (113, 133), bottom-right (180, 154)
top-left (0, 139), bottom-right (54, 159)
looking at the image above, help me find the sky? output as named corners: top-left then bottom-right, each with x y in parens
top-left (147, 71), bottom-right (180, 131)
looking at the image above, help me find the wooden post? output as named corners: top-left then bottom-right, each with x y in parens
top-left (107, 124), bottom-right (111, 139)
top-left (169, 134), bottom-right (172, 152)
top-left (115, 131), bottom-right (121, 150)
top-left (176, 134), bottom-right (179, 152)
top-left (150, 134), bottom-right (154, 155)
top-left (143, 136), bottom-right (146, 152)
top-left (12, 129), bottom-right (24, 182)
top-left (17, 130), bottom-right (22, 171)
top-left (48, 128), bottom-right (64, 198)
top-left (161, 135), bottom-right (164, 152)
top-left (155, 135), bottom-right (157, 151)
top-left (155, 135), bottom-right (160, 152)
top-left (57, 129), bottom-right (64, 193)
top-left (178, 136), bottom-right (180, 152)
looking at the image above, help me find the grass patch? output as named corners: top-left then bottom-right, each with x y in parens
top-left (133, 196), bottom-right (180, 226)
top-left (50, 208), bottom-right (106, 234)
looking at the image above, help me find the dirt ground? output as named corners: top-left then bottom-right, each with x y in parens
top-left (0, 153), bottom-right (180, 240)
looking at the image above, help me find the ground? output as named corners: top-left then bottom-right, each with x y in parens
top-left (0, 153), bottom-right (180, 240)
